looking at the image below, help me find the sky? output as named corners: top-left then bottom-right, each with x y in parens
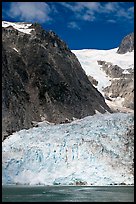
top-left (2, 2), bottom-right (134, 50)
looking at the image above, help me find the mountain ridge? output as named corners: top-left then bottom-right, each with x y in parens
top-left (2, 21), bottom-right (111, 139)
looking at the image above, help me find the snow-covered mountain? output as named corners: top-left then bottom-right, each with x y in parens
top-left (2, 112), bottom-right (134, 186)
top-left (72, 45), bottom-right (134, 112)
top-left (72, 48), bottom-right (134, 92)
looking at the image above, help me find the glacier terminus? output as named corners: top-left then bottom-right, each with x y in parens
top-left (2, 112), bottom-right (134, 186)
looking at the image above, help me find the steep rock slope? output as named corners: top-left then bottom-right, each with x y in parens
top-left (117, 33), bottom-right (134, 54)
top-left (2, 21), bottom-right (111, 138)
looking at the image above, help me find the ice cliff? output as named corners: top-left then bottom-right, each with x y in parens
top-left (2, 112), bottom-right (134, 186)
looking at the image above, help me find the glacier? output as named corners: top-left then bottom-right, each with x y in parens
top-left (72, 48), bottom-right (134, 113)
top-left (2, 112), bottom-right (134, 186)
top-left (72, 48), bottom-right (134, 93)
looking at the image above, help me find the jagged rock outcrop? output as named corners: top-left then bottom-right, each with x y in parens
top-left (2, 22), bottom-right (111, 138)
top-left (96, 60), bottom-right (134, 110)
top-left (104, 78), bottom-right (134, 109)
top-left (88, 75), bottom-right (98, 86)
top-left (97, 60), bottom-right (124, 78)
top-left (117, 33), bottom-right (134, 54)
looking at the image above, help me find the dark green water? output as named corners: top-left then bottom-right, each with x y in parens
top-left (2, 185), bottom-right (134, 202)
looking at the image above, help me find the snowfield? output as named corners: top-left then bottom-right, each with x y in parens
top-left (2, 112), bottom-right (134, 186)
top-left (72, 48), bottom-right (134, 112)
top-left (72, 48), bottom-right (134, 93)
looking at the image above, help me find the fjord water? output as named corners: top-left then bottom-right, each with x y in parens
top-left (2, 185), bottom-right (134, 202)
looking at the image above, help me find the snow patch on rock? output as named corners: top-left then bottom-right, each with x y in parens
top-left (2, 21), bottom-right (34, 34)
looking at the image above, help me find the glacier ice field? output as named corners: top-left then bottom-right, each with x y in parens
top-left (2, 112), bottom-right (134, 185)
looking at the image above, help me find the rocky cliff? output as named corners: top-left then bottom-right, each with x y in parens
top-left (117, 33), bottom-right (134, 54)
top-left (2, 21), bottom-right (111, 139)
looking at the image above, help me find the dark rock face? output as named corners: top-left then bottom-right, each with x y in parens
top-left (2, 22), bottom-right (111, 138)
top-left (117, 33), bottom-right (134, 54)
